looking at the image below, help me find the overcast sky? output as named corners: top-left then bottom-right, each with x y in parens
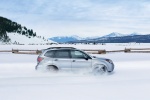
top-left (1, 0), bottom-right (150, 37)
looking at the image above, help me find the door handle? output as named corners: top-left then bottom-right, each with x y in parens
top-left (54, 59), bottom-right (58, 61)
top-left (72, 60), bottom-right (76, 62)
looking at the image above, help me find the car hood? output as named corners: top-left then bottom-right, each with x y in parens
top-left (92, 56), bottom-right (107, 60)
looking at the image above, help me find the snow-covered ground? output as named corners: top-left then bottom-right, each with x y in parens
top-left (1, 44), bottom-right (150, 100)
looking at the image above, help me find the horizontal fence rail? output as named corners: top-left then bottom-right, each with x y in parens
top-left (0, 50), bottom-right (12, 52)
top-left (1, 48), bottom-right (150, 54)
top-left (126, 48), bottom-right (150, 50)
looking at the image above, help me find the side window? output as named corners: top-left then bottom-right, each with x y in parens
top-left (54, 50), bottom-right (70, 58)
top-left (44, 50), bottom-right (55, 58)
top-left (71, 50), bottom-right (86, 59)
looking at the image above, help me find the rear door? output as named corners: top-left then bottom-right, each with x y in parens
top-left (53, 50), bottom-right (71, 71)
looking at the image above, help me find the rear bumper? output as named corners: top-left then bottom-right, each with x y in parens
top-left (35, 63), bottom-right (47, 71)
top-left (35, 64), bottom-right (38, 70)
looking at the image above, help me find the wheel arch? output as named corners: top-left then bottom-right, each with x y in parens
top-left (47, 65), bottom-right (59, 70)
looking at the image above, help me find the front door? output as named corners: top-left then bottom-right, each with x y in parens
top-left (70, 50), bottom-right (92, 71)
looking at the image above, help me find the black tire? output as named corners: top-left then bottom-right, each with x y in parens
top-left (93, 64), bottom-right (107, 75)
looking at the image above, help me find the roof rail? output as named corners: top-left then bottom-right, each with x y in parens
top-left (46, 47), bottom-right (76, 49)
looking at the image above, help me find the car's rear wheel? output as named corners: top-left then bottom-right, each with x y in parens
top-left (93, 64), bottom-right (107, 75)
top-left (47, 65), bottom-right (58, 73)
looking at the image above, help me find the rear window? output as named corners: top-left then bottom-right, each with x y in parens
top-left (54, 50), bottom-right (70, 58)
top-left (44, 50), bottom-right (55, 57)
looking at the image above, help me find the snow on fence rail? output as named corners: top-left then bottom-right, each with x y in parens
top-left (1, 48), bottom-right (150, 54)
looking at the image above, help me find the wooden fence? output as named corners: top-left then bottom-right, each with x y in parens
top-left (0, 49), bottom-right (41, 55)
top-left (0, 48), bottom-right (150, 54)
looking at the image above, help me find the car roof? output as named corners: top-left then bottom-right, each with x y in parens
top-left (42, 47), bottom-right (77, 52)
top-left (46, 47), bottom-right (76, 50)
top-left (41, 47), bottom-right (92, 58)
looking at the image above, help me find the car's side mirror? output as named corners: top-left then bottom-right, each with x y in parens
top-left (84, 57), bottom-right (89, 60)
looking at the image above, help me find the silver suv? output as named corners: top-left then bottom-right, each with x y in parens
top-left (35, 47), bottom-right (114, 74)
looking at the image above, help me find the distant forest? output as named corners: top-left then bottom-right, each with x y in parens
top-left (0, 16), bottom-right (36, 42)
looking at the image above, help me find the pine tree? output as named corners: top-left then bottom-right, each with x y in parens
top-left (0, 16), bottom-right (38, 42)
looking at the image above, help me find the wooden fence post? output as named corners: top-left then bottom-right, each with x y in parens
top-left (36, 50), bottom-right (41, 54)
top-left (98, 50), bottom-right (106, 54)
top-left (124, 48), bottom-right (131, 53)
top-left (12, 49), bottom-right (18, 53)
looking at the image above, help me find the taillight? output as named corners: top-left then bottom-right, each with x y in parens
top-left (37, 57), bottom-right (44, 63)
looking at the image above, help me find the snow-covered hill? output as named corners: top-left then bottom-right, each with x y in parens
top-left (0, 16), bottom-right (57, 45)
top-left (102, 32), bottom-right (141, 38)
top-left (128, 32), bottom-right (141, 36)
top-left (102, 32), bottom-right (125, 37)
top-left (7, 33), bottom-right (56, 45)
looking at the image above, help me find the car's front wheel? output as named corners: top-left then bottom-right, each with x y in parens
top-left (92, 64), bottom-right (107, 75)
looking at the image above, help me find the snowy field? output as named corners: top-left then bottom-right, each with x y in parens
top-left (1, 44), bottom-right (150, 100)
